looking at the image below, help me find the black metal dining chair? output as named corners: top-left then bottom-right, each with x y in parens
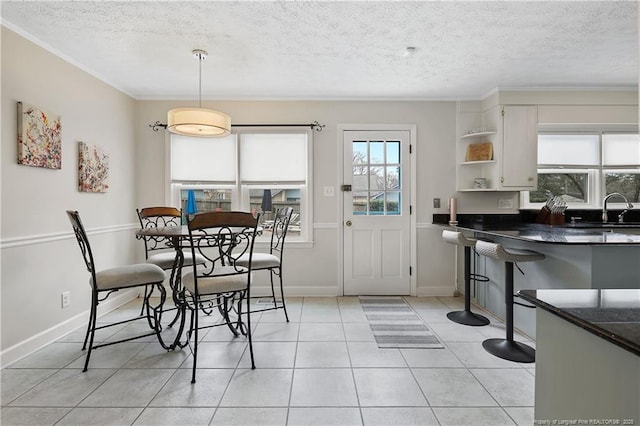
top-left (137, 206), bottom-right (207, 270)
top-left (236, 206), bottom-right (294, 321)
top-left (182, 211), bottom-right (260, 383)
top-left (66, 210), bottom-right (167, 372)
top-left (136, 207), bottom-right (207, 315)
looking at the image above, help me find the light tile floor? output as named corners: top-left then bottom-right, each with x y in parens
top-left (1, 297), bottom-right (535, 425)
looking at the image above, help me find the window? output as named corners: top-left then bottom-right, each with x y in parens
top-left (170, 129), bottom-right (312, 242)
top-left (523, 131), bottom-right (640, 208)
top-left (352, 139), bottom-right (402, 215)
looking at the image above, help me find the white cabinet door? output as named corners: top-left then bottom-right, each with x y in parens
top-left (501, 105), bottom-right (538, 189)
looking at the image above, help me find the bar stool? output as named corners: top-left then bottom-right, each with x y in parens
top-left (474, 240), bottom-right (544, 363)
top-left (442, 230), bottom-right (490, 326)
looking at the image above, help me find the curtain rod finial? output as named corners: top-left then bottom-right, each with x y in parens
top-left (149, 121), bottom-right (168, 132)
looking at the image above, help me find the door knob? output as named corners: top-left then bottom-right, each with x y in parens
top-left (345, 220), bottom-right (352, 227)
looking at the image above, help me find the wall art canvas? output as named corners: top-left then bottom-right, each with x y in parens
top-left (78, 141), bottom-right (109, 193)
top-left (17, 102), bottom-right (62, 169)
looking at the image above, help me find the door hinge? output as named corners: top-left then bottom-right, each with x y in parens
top-left (409, 144), bottom-right (412, 154)
top-left (501, 108), bottom-right (505, 117)
top-left (341, 184), bottom-right (352, 192)
top-left (409, 266), bottom-right (412, 276)
top-left (409, 205), bottom-right (412, 215)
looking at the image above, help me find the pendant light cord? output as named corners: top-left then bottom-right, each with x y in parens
top-left (197, 52), bottom-right (203, 109)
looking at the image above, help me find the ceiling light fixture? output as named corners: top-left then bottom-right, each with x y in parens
top-left (167, 49), bottom-right (231, 138)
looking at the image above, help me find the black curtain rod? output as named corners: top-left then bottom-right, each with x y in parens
top-left (149, 120), bottom-right (325, 132)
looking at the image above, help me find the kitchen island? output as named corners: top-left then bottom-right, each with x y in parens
top-left (518, 289), bottom-right (639, 424)
top-left (437, 219), bottom-right (640, 336)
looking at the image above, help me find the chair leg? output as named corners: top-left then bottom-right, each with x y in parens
top-left (246, 289), bottom-right (255, 369)
top-left (82, 294), bottom-right (96, 351)
top-left (482, 262), bottom-right (535, 363)
top-left (139, 285), bottom-right (148, 316)
top-left (191, 295), bottom-right (199, 384)
top-left (268, 270), bottom-right (277, 310)
top-left (275, 268), bottom-right (289, 322)
top-left (83, 292), bottom-right (99, 372)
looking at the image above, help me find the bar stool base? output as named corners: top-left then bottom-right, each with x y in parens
top-left (482, 338), bottom-right (535, 363)
top-left (447, 310), bottom-right (490, 326)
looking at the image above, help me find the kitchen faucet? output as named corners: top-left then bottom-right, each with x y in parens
top-left (602, 192), bottom-right (634, 223)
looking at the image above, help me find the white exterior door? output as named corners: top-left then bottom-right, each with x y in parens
top-left (343, 130), bottom-right (411, 295)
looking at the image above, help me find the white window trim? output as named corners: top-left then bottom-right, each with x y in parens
top-left (522, 128), bottom-right (639, 210)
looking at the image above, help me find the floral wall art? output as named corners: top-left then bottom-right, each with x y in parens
top-left (78, 141), bottom-right (109, 193)
top-left (17, 102), bottom-right (62, 169)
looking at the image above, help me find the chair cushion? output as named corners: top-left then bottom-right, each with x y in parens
top-left (183, 266), bottom-right (249, 296)
top-left (94, 263), bottom-right (166, 291)
top-left (147, 251), bottom-right (206, 270)
top-left (236, 252), bottom-right (280, 269)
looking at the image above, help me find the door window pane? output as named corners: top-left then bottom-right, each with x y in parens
top-left (353, 191), bottom-right (368, 215)
top-left (386, 166), bottom-right (400, 190)
top-left (370, 141), bottom-right (385, 164)
top-left (386, 192), bottom-right (401, 215)
top-left (351, 139), bottom-right (403, 216)
top-left (369, 192), bottom-right (385, 214)
top-left (386, 141), bottom-right (400, 164)
top-left (529, 173), bottom-right (588, 203)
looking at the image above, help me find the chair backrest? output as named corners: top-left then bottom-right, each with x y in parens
top-left (66, 210), bottom-right (97, 288)
top-left (136, 207), bottom-right (182, 259)
top-left (269, 207), bottom-right (294, 257)
top-left (186, 211), bottom-right (260, 277)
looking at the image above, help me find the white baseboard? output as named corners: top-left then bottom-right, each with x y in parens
top-left (251, 285), bottom-right (339, 297)
top-left (416, 286), bottom-right (457, 297)
top-left (1, 289), bottom-right (139, 368)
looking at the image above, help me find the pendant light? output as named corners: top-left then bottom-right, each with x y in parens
top-left (167, 49), bottom-right (231, 137)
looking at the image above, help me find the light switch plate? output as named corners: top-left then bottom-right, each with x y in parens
top-left (433, 198), bottom-right (441, 208)
top-left (323, 186), bottom-right (335, 197)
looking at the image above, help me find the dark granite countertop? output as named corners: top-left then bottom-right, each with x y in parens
top-left (455, 223), bottom-right (640, 245)
top-left (518, 289), bottom-right (640, 356)
top-left (432, 215), bottom-right (640, 245)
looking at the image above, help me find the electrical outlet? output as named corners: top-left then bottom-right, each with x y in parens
top-left (433, 198), bottom-right (441, 208)
top-left (498, 199), bottom-right (514, 209)
top-left (323, 186), bottom-right (335, 197)
top-left (61, 291), bottom-right (70, 308)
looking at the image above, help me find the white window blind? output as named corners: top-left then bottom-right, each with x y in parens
top-left (240, 133), bottom-right (307, 182)
top-left (171, 134), bottom-right (237, 181)
top-left (538, 134), bottom-right (599, 166)
top-left (603, 133), bottom-right (640, 166)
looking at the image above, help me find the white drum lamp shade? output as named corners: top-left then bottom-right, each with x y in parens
top-left (167, 108), bottom-right (231, 137)
top-left (167, 49), bottom-right (231, 138)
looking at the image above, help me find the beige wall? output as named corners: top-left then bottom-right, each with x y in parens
top-left (136, 100), bottom-right (460, 297)
top-left (1, 27), bottom-right (139, 363)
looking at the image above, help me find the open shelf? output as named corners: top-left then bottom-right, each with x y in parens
top-left (460, 160), bottom-right (496, 165)
top-left (460, 130), bottom-right (496, 139)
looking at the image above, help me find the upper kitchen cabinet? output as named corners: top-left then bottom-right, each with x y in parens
top-left (457, 104), bottom-right (538, 191)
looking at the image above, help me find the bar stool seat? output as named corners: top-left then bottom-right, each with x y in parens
top-left (442, 230), bottom-right (490, 326)
top-left (474, 240), bottom-right (544, 363)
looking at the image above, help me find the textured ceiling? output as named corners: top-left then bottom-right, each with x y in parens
top-left (1, 1), bottom-right (638, 100)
